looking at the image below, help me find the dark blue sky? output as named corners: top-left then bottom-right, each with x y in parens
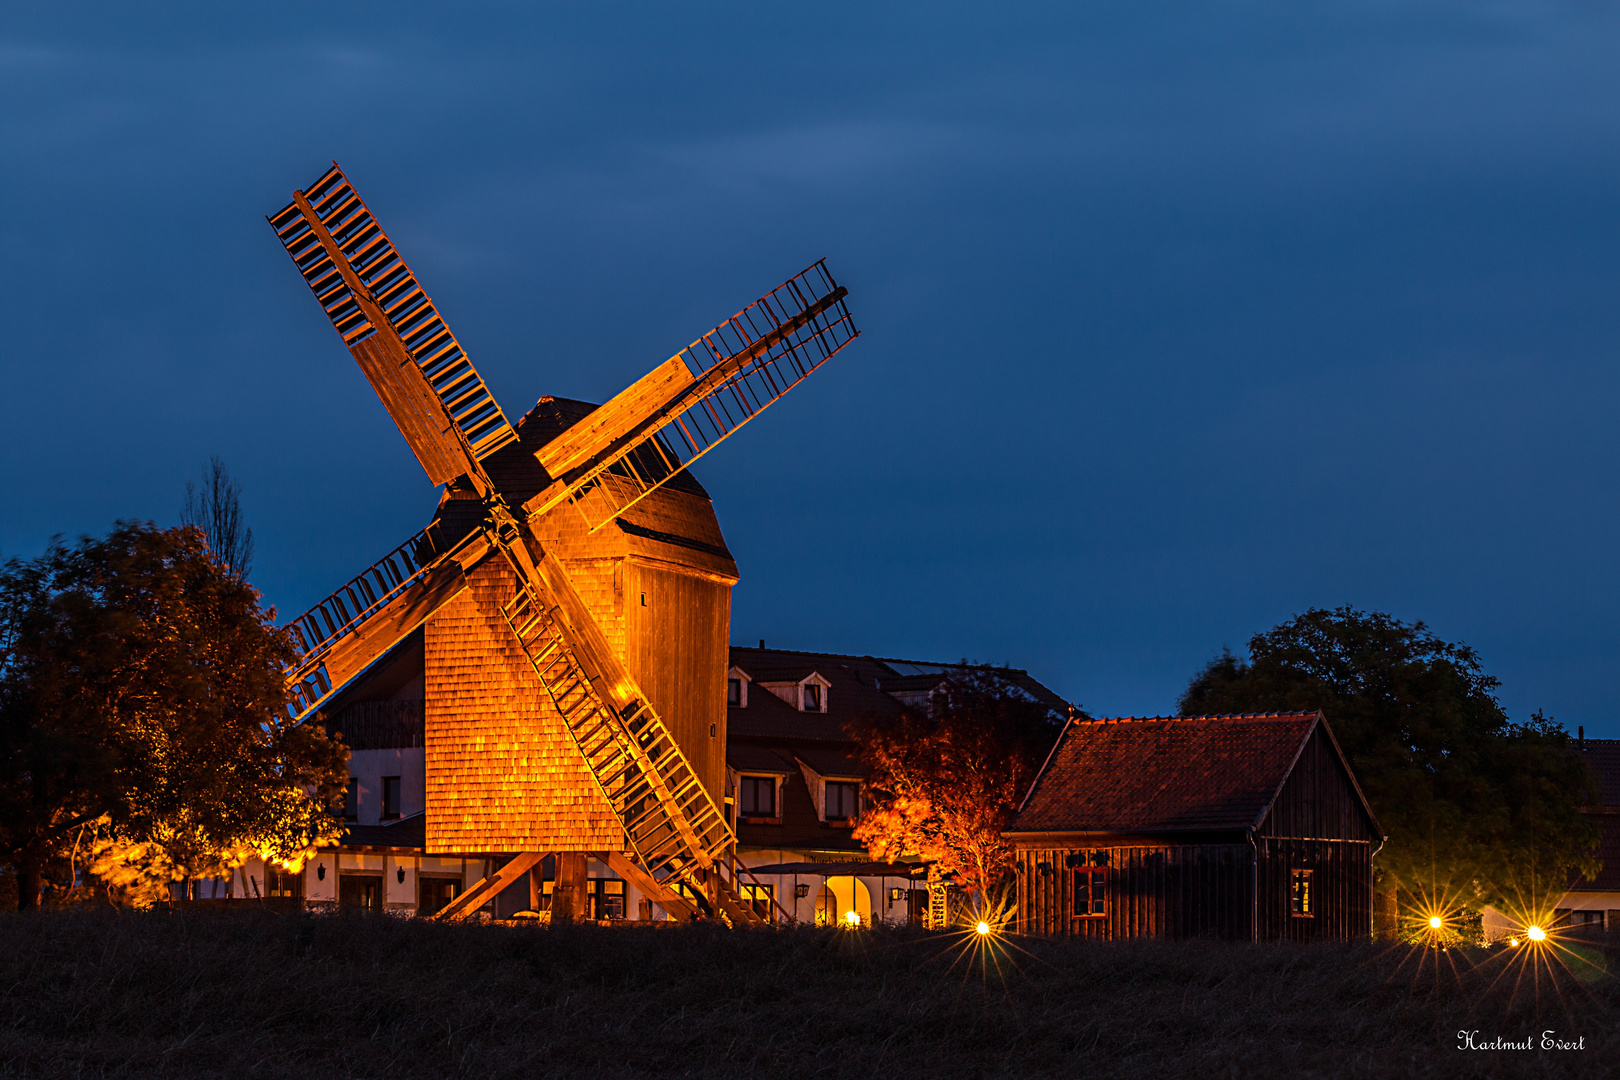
top-left (6, 2), bottom-right (1620, 733)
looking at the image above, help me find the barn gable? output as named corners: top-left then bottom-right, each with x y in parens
top-left (1256, 718), bottom-right (1380, 842)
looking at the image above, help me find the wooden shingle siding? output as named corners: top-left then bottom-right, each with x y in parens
top-left (1015, 845), bottom-right (1255, 940)
top-left (425, 480), bottom-right (735, 854)
top-left (424, 559), bottom-right (623, 853)
top-left (1259, 727), bottom-right (1378, 842)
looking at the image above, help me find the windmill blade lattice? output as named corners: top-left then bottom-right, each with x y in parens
top-left (269, 164), bottom-right (518, 464)
top-left (526, 260), bottom-right (857, 532)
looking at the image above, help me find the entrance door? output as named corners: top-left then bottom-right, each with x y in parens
top-left (815, 877), bottom-right (871, 926)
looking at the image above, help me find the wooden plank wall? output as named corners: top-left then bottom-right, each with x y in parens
top-left (1014, 845), bottom-right (1254, 940)
top-left (1256, 838), bottom-right (1374, 941)
top-left (624, 561), bottom-right (730, 808)
top-left (1259, 726), bottom-right (1377, 842)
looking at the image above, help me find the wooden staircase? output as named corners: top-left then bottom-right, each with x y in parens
top-left (501, 585), bottom-right (763, 924)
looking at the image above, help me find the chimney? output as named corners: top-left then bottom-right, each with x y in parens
top-left (759, 639), bottom-right (765, 649)
top-left (1578, 725), bottom-right (1584, 749)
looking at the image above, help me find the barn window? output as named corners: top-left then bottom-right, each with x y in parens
top-left (1290, 869), bottom-right (1313, 917)
top-left (802, 683), bottom-right (822, 712)
top-left (381, 775), bottom-right (401, 820)
top-left (739, 775), bottom-right (777, 818)
top-left (727, 678), bottom-right (743, 706)
top-left (1073, 867), bottom-right (1107, 916)
top-left (825, 781), bottom-right (860, 821)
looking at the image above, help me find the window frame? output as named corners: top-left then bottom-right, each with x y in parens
top-left (264, 866), bottom-right (304, 900)
top-left (824, 780), bottom-right (860, 822)
top-left (727, 678), bottom-right (743, 707)
top-left (1290, 868), bottom-right (1314, 917)
top-left (739, 882), bottom-right (775, 920)
top-left (381, 775), bottom-right (401, 821)
top-left (1068, 850), bottom-right (1109, 918)
top-left (418, 875), bottom-right (462, 917)
top-left (342, 778), bottom-right (358, 822)
top-left (738, 774), bottom-right (779, 820)
top-left (802, 682), bottom-right (822, 712)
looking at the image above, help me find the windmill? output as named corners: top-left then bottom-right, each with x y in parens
top-left (268, 163), bottom-right (857, 923)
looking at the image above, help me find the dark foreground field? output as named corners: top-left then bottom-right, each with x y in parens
top-left (0, 910), bottom-right (1614, 1079)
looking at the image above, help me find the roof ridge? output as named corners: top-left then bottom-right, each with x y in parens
top-left (731, 644), bottom-right (1028, 675)
top-left (1077, 711), bottom-right (1320, 725)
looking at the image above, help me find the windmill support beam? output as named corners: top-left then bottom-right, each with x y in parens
top-left (602, 852), bottom-right (698, 922)
top-left (431, 852), bottom-right (545, 922)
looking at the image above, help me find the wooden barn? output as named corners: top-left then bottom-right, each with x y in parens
top-left (1007, 712), bottom-right (1383, 941)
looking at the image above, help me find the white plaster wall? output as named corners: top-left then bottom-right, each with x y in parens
top-left (386, 856), bottom-right (416, 908)
top-left (307, 855), bottom-right (335, 902)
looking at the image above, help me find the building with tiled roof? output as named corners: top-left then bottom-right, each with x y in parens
top-left (1007, 711), bottom-right (1382, 941)
top-left (724, 645), bottom-right (1070, 925)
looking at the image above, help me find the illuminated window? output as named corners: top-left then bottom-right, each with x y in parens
top-left (342, 778), bottom-right (358, 822)
top-left (803, 683), bottom-right (822, 711)
top-left (728, 678), bottom-right (743, 706)
top-left (826, 781), bottom-right (860, 821)
top-left (740, 776), bottom-right (776, 817)
top-left (590, 878), bottom-right (626, 920)
top-left (265, 866), bottom-right (303, 900)
top-left (381, 775), bottom-right (401, 820)
top-left (1069, 851), bottom-right (1108, 916)
top-left (740, 883), bottom-right (775, 920)
top-left (1290, 869), bottom-right (1313, 917)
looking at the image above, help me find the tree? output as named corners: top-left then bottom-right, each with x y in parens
top-left (0, 522), bottom-right (346, 908)
top-left (851, 669), bottom-right (1066, 898)
top-left (182, 456), bottom-right (254, 581)
top-left (1179, 606), bottom-right (1599, 917)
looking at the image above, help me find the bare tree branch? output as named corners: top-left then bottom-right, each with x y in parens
top-left (181, 456), bottom-right (254, 581)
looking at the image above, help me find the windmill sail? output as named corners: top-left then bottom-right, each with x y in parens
top-left (269, 164), bottom-right (518, 483)
top-left (525, 260), bottom-right (857, 531)
top-left (284, 526), bottom-right (489, 720)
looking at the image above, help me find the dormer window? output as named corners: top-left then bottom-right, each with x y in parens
top-left (758, 671), bottom-right (828, 712)
top-left (726, 666), bottom-right (751, 708)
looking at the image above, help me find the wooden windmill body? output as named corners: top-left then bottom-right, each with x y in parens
top-left (268, 164), bottom-right (857, 921)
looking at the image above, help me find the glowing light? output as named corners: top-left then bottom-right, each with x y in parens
top-left (843, 910), bottom-right (860, 926)
top-left (1526, 925), bottom-right (1545, 942)
top-left (975, 921), bottom-right (992, 936)
top-left (1428, 915), bottom-right (1443, 930)
top-left (1508, 937), bottom-right (1520, 947)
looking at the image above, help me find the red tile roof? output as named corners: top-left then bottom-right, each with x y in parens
top-left (1010, 713), bottom-right (1322, 835)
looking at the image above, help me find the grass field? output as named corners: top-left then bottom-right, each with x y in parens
top-left (0, 908), bottom-right (1614, 1078)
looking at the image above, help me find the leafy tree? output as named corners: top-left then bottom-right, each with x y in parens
top-left (181, 456), bottom-right (254, 581)
top-left (1179, 606), bottom-right (1599, 917)
top-left (0, 522), bottom-right (346, 909)
top-left (852, 669), bottom-right (1066, 898)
